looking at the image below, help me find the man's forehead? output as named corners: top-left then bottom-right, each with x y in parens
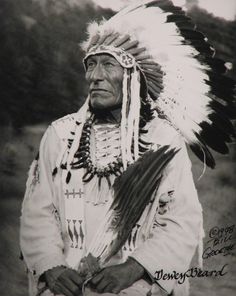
top-left (87, 53), bottom-right (120, 63)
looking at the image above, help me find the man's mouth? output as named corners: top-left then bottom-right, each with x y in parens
top-left (90, 88), bottom-right (109, 93)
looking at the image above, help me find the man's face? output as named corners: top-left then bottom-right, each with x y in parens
top-left (85, 54), bottom-right (124, 110)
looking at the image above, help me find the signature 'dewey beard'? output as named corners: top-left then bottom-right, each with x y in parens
top-left (154, 264), bottom-right (228, 285)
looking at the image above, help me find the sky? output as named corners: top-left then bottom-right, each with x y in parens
top-left (92, 0), bottom-right (236, 20)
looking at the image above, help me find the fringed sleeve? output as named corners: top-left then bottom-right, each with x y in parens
top-left (20, 125), bottom-right (67, 295)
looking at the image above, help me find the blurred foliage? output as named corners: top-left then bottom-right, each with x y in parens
top-left (0, 0), bottom-right (235, 128)
top-left (0, 0), bottom-right (113, 127)
top-left (188, 5), bottom-right (236, 79)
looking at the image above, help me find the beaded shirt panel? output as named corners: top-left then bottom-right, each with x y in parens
top-left (90, 123), bottom-right (121, 169)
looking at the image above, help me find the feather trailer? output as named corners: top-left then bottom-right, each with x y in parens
top-left (81, 0), bottom-right (236, 168)
top-left (86, 146), bottom-right (178, 264)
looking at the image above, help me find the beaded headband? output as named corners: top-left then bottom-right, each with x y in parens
top-left (83, 45), bottom-right (136, 69)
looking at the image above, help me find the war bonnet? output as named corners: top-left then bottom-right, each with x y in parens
top-left (79, 0), bottom-right (235, 169)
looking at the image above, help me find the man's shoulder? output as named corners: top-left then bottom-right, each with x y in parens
top-left (51, 112), bottom-right (78, 140)
top-left (52, 113), bottom-right (77, 127)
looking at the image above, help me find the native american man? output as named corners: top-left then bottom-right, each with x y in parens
top-left (20, 1), bottom-right (235, 296)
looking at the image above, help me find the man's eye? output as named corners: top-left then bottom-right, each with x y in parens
top-left (87, 62), bottom-right (95, 69)
top-left (104, 62), bottom-right (114, 67)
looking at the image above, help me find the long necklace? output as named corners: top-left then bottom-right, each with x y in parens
top-left (70, 115), bottom-right (123, 188)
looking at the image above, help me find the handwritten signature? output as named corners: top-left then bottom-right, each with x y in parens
top-left (202, 224), bottom-right (235, 259)
top-left (154, 264), bottom-right (228, 284)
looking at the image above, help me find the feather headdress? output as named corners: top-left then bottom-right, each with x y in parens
top-left (81, 0), bottom-right (236, 168)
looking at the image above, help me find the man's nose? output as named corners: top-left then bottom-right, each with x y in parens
top-left (90, 63), bottom-right (104, 82)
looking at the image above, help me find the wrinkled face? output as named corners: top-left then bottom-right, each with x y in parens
top-left (85, 54), bottom-right (124, 110)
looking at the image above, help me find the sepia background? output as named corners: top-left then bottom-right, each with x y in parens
top-left (0, 0), bottom-right (235, 295)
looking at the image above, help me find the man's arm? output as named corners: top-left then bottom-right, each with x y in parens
top-left (20, 125), bottom-right (67, 277)
top-left (20, 125), bottom-right (84, 296)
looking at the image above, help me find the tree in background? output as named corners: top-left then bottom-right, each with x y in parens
top-left (0, 0), bottom-right (113, 128)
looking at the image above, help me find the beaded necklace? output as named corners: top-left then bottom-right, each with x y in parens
top-left (71, 115), bottom-right (123, 188)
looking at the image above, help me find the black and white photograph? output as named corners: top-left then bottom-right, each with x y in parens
top-left (0, 0), bottom-right (235, 295)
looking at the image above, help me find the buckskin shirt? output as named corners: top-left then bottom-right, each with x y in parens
top-left (20, 104), bottom-right (203, 296)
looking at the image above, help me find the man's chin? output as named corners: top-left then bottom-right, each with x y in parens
top-left (90, 101), bottom-right (107, 110)
top-left (90, 97), bottom-right (111, 110)
top-left (89, 101), bottom-right (121, 113)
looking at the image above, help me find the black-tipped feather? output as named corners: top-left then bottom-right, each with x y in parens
top-left (205, 73), bottom-right (235, 101)
top-left (167, 14), bottom-right (191, 23)
top-left (166, 13), bottom-right (195, 29)
top-left (150, 0), bottom-right (185, 15)
top-left (105, 146), bottom-right (178, 260)
top-left (208, 101), bottom-right (236, 137)
top-left (208, 112), bottom-right (235, 138)
top-left (199, 122), bottom-right (229, 154)
top-left (179, 29), bottom-right (206, 41)
top-left (175, 21), bottom-right (195, 30)
top-left (204, 57), bottom-right (227, 74)
top-left (210, 100), bottom-right (236, 124)
top-left (181, 40), bottom-right (214, 56)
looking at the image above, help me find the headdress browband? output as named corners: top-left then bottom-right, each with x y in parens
top-left (83, 45), bottom-right (136, 69)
